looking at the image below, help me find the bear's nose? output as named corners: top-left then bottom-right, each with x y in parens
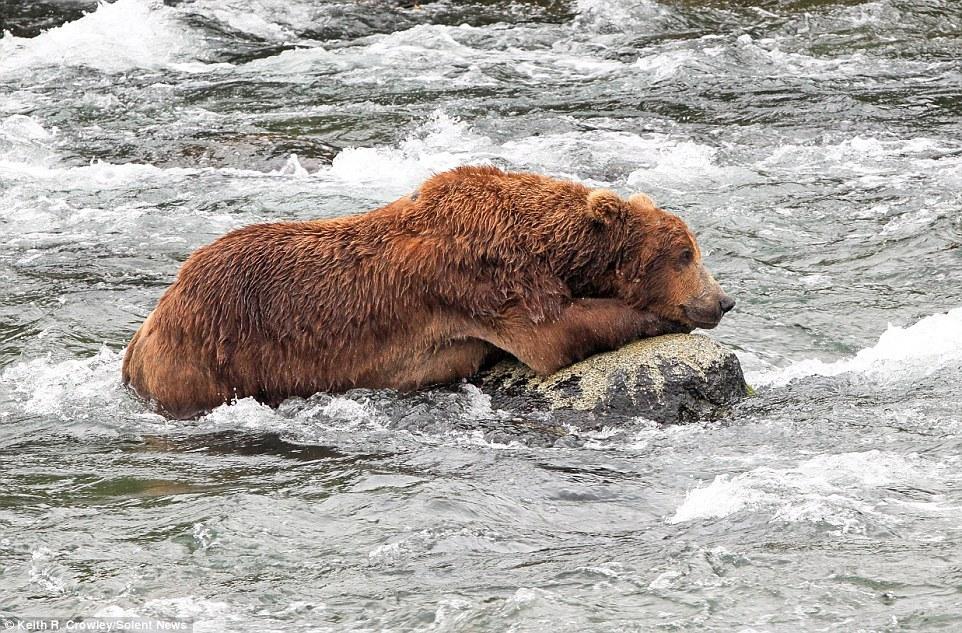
top-left (719, 295), bottom-right (735, 314)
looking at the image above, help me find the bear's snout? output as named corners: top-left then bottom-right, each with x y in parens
top-left (679, 266), bottom-right (734, 329)
top-left (720, 294), bottom-right (735, 315)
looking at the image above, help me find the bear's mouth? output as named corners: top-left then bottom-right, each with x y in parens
top-left (667, 319), bottom-right (696, 334)
top-left (681, 306), bottom-right (723, 330)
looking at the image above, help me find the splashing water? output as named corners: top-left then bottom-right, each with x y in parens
top-left (2, 0), bottom-right (962, 631)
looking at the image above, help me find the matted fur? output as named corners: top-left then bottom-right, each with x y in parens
top-left (122, 166), bottom-right (731, 418)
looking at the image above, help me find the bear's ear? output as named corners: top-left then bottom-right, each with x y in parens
top-left (586, 189), bottom-right (628, 223)
top-left (628, 192), bottom-right (657, 211)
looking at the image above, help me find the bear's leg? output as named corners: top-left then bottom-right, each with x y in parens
top-left (394, 338), bottom-right (496, 389)
top-left (123, 316), bottom-right (232, 419)
top-left (479, 298), bottom-right (677, 376)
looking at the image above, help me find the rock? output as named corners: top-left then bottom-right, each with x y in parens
top-left (475, 334), bottom-right (748, 426)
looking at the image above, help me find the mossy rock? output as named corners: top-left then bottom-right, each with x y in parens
top-left (475, 334), bottom-right (748, 426)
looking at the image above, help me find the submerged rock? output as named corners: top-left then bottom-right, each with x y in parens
top-left (476, 334), bottom-right (748, 426)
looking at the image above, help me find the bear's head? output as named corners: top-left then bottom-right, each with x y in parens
top-left (588, 190), bottom-right (735, 330)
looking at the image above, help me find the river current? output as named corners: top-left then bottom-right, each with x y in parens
top-left (1, 0), bottom-right (961, 630)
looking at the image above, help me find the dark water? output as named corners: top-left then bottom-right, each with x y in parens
top-left (1, 0), bottom-right (962, 630)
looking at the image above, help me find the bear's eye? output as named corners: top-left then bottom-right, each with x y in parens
top-left (679, 248), bottom-right (694, 264)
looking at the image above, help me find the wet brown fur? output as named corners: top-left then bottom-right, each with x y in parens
top-left (122, 166), bottom-right (730, 418)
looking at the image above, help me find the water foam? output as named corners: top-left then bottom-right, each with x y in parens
top-left (669, 451), bottom-right (937, 533)
top-left (323, 113), bottom-right (743, 199)
top-left (0, 166), bottom-right (250, 253)
top-left (731, 34), bottom-right (876, 80)
top-left (359, 24), bottom-right (482, 73)
top-left (242, 20), bottom-right (627, 88)
top-left (757, 135), bottom-right (957, 177)
top-left (626, 139), bottom-right (759, 193)
top-left (629, 32), bottom-right (939, 87)
top-left (633, 49), bottom-right (703, 83)
top-left (140, 597), bottom-right (235, 630)
top-left (750, 307), bottom-right (962, 388)
top-left (0, 113), bottom-right (295, 243)
top-left (240, 45), bottom-right (345, 78)
top-left (242, 24), bottom-right (496, 87)
top-left (0, 115), bottom-right (58, 171)
top-left (324, 112), bottom-right (495, 197)
top-left (273, 154), bottom-right (310, 177)
top-left (0, 0), bottom-right (208, 74)
top-left (193, 384), bottom-right (522, 450)
top-left (499, 130), bottom-right (654, 181)
top-left (573, 0), bottom-right (671, 34)
top-left (0, 339), bottom-right (522, 449)
top-left (0, 347), bottom-right (128, 419)
top-left (0, 115), bottom-right (53, 143)
top-left (181, 0), bottom-right (316, 42)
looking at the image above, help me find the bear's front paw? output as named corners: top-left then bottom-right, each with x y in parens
top-left (635, 311), bottom-right (693, 337)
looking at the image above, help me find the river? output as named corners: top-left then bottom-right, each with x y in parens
top-left (1, 0), bottom-right (961, 630)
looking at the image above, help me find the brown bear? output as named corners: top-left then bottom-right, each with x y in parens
top-left (122, 166), bottom-right (734, 419)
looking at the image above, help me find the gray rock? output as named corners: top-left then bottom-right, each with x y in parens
top-left (475, 333), bottom-right (748, 426)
